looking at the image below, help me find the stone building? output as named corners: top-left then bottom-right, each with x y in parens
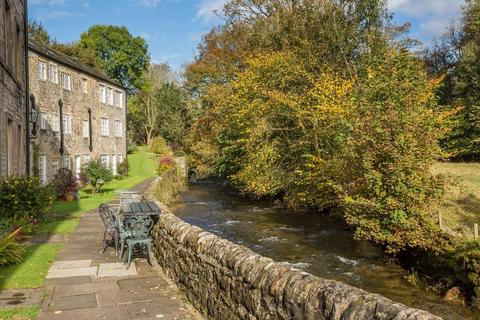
top-left (0, 0), bottom-right (27, 177)
top-left (29, 40), bottom-right (127, 182)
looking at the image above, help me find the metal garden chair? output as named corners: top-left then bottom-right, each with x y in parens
top-left (113, 211), bottom-right (132, 259)
top-left (122, 214), bottom-right (154, 269)
top-left (98, 204), bottom-right (118, 254)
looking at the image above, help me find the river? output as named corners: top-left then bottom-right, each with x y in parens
top-left (171, 181), bottom-right (478, 320)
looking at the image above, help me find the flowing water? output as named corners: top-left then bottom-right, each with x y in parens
top-left (172, 181), bottom-right (478, 320)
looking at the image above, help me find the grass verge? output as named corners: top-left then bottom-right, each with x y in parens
top-left (0, 244), bottom-right (62, 289)
top-left (0, 306), bottom-right (39, 320)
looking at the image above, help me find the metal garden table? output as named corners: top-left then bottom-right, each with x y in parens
top-left (121, 201), bottom-right (161, 217)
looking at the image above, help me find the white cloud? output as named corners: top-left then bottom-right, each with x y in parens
top-left (197, 0), bottom-right (228, 21)
top-left (30, 0), bottom-right (66, 5)
top-left (36, 10), bottom-right (71, 20)
top-left (388, 0), bottom-right (464, 39)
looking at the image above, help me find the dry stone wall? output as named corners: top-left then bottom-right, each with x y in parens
top-left (151, 203), bottom-right (442, 320)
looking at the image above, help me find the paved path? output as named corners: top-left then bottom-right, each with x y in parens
top-left (38, 179), bottom-right (202, 320)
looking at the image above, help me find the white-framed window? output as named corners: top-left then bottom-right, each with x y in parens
top-left (111, 154), bottom-right (117, 175)
top-left (99, 84), bottom-right (106, 103)
top-left (49, 63), bottom-right (58, 84)
top-left (114, 90), bottom-right (123, 108)
top-left (40, 112), bottom-right (47, 130)
top-left (101, 154), bottom-right (109, 168)
top-left (61, 72), bottom-right (71, 90)
top-left (51, 113), bottom-right (59, 132)
top-left (83, 154), bottom-right (90, 163)
top-left (51, 159), bottom-right (59, 177)
top-left (62, 114), bottom-right (72, 134)
top-left (39, 155), bottom-right (47, 183)
top-left (107, 87), bottom-right (113, 105)
top-left (100, 118), bottom-right (109, 136)
top-left (81, 78), bottom-right (88, 94)
top-left (82, 120), bottom-right (89, 138)
top-left (63, 155), bottom-right (71, 169)
top-left (114, 120), bottom-right (122, 138)
top-left (38, 61), bottom-right (47, 81)
top-left (75, 155), bottom-right (81, 179)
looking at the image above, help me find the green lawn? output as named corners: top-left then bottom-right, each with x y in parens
top-left (0, 306), bottom-right (39, 320)
top-left (433, 162), bottom-right (480, 239)
top-left (0, 244), bottom-right (62, 289)
top-left (41, 146), bottom-right (157, 234)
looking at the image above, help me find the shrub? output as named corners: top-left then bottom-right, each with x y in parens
top-left (127, 139), bottom-right (137, 154)
top-left (52, 168), bottom-right (79, 199)
top-left (157, 155), bottom-right (175, 175)
top-left (81, 159), bottom-right (113, 193)
top-left (152, 168), bottom-right (185, 205)
top-left (149, 136), bottom-right (172, 155)
top-left (0, 228), bottom-right (25, 266)
top-left (0, 177), bottom-right (55, 220)
top-left (0, 215), bottom-right (39, 237)
top-left (117, 160), bottom-right (129, 177)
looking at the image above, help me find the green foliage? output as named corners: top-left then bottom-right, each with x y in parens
top-left (77, 25), bottom-right (150, 93)
top-left (185, 0), bottom-right (450, 253)
top-left (81, 159), bottom-right (113, 194)
top-left (152, 167), bottom-right (185, 205)
top-left (149, 136), bottom-right (172, 155)
top-left (52, 168), bottom-right (79, 199)
top-left (28, 20), bottom-right (51, 46)
top-left (117, 160), bottom-right (129, 177)
top-left (0, 229), bottom-right (25, 266)
top-left (0, 178), bottom-right (55, 220)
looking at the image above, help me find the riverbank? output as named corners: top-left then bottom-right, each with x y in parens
top-left (167, 181), bottom-right (479, 319)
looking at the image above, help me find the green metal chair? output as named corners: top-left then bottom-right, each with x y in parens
top-left (98, 204), bottom-right (118, 254)
top-left (122, 214), bottom-right (154, 269)
top-left (113, 212), bottom-right (132, 259)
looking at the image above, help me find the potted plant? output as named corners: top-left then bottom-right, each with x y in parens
top-left (52, 168), bottom-right (79, 201)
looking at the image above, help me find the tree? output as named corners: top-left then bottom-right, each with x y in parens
top-left (28, 20), bottom-right (52, 46)
top-left (77, 25), bottom-right (150, 93)
top-left (128, 64), bottom-right (188, 145)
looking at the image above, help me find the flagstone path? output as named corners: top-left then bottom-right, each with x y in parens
top-left (37, 179), bottom-right (203, 320)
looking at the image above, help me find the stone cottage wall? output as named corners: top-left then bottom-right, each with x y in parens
top-left (151, 203), bottom-right (441, 320)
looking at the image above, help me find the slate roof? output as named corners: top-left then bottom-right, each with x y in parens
top-left (28, 40), bottom-right (124, 89)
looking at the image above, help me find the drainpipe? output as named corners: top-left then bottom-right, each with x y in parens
top-left (24, 0), bottom-right (30, 176)
top-left (59, 99), bottom-right (64, 155)
top-left (88, 107), bottom-right (93, 152)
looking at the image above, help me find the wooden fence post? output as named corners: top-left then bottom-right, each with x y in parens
top-left (474, 223), bottom-right (478, 240)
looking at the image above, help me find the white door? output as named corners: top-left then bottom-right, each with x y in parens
top-left (75, 155), bottom-right (81, 178)
top-left (111, 154), bottom-right (117, 175)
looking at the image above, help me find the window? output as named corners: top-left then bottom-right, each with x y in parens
top-left (52, 160), bottom-right (59, 177)
top-left (75, 156), bottom-right (81, 178)
top-left (101, 154), bottom-right (109, 168)
top-left (38, 61), bottom-right (47, 81)
top-left (99, 84), bottom-right (106, 103)
top-left (62, 115), bottom-right (72, 134)
top-left (81, 78), bottom-right (88, 94)
top-left (83, 154), bottom-right (90, 163)
top-left (51, 113), bottom-right (59, 132)
top-left (4, 1), bottom-right (12, 70)
top-left (100, 118), bottom-right (109, 136)
top-left (82, 120), bottom-right (89, 138)
top-left (50, 63), bottom-right (58, 84)
top-left (39, 155), bottom-right (47, 183)
top-left (61, 72), bottom-right (71, 90)
top-left (111, 154), bottom-right (117, 175)
top-left (63, 155), bottom-right (71, 169)
top-left (107, 87), bottom-right (113, 105)
top-left (40, 112), bottom-right (47, 130)
top-left (114, 90), bottom-right (123, 108)
top-left (114, 120), bottom-right (122, 137)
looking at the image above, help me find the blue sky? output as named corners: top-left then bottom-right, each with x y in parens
top-left (28, 0), bottom-right (466, 71)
